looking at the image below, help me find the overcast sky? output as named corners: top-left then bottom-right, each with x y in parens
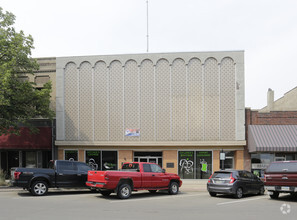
top-left (2, 0), bottom-right (297, 109)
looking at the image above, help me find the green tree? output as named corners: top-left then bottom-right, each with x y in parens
top-left (0, 7), bottom-right (54, 135)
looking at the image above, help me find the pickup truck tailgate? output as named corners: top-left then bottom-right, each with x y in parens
top-left (87, 170), bottom-right (106, 183)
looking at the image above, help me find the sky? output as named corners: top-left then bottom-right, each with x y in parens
top-left (1, 0), bottom-right (297, 109)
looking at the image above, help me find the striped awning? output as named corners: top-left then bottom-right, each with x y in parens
top-left (248, 125), bottom-right (297, 152)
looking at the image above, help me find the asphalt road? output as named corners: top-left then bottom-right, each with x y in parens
top-left (0, 189), bottom-right (296, 220)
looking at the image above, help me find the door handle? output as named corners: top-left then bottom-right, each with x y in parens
top-left (152, 175), bottom-right (155, 176)
top-left (58, 173), bottom-right (63, 176)
top-left (77, 174), bottom-right (82, 176)
top-left (282, 177), bottom-right (288, 180)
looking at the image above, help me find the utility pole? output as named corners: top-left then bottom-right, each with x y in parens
top-left (146, 0), bottom-right (149, 52)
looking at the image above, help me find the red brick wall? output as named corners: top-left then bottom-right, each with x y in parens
top-left (246, 109), bottom-right (297, 126)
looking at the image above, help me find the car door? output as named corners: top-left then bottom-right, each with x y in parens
top-left (150, 164), bottom-right (169, 188)
top-left (245, 171), bottom-right (257, 194)
top-left (56, 161), bottom-right (80, 187)
top-left (141, 164), bottom-right (153, 188)
top-left (77, 163), bottom-right (92, 187)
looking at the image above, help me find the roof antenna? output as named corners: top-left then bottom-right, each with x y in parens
top-left (146, 0), bottom-right (149, 52)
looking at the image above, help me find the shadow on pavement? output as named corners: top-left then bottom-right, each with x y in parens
top-left (17, 189), bottom-right (97, 197)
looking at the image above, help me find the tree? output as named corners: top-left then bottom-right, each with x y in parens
top-left (0, 7), bottom-right (54, 135)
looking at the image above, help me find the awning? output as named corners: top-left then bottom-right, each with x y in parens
top-left (248, 125), bottom-right (297, 152)
top-left (0, 127), bottom-right (52, 150)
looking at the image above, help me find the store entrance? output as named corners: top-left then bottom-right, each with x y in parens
top-left (134, 152), bottom-right (162, 167)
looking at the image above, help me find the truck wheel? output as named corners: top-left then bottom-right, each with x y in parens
top-left (117, 184), bottom-right (132, 199)
top-left (168, 182), bottom-right (179, 195)
top-left (234, 187), bottom-right (243, 199)
top-left (269, 191), bottom-right (279, 199)
top-left (31, 181), bottom-right (48, 196)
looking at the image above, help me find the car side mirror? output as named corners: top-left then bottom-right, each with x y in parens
top-left (162, 169), bottom-right (166, 173)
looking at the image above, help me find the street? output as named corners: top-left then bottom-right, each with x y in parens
top-left (0, 188), bottom-right (296, 220)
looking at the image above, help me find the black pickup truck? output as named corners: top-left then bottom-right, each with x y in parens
top-left (12, 160), bottom-right (92, 196)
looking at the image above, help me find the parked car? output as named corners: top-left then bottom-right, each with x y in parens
top-left (86, 162), bottom-right (182, 199)
top-left (264, 160), bottom-right (297, 199)
top-left (207, 170), bottom-right (264, 198)
top-left (12, 160), bottom-right (92, 196)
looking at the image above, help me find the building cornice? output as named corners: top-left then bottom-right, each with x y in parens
top-left (55, 140), bottom-right (246, 147)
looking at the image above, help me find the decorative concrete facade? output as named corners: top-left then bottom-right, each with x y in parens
top-left (55, 51), bottom-right (245, 178)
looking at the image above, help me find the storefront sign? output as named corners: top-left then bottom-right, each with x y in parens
top-left (252, 163), bottom-right (269, 169)
top-left (220, 152), bottom-right (226, 160)
top-left (125, 129), bottom-right (140, 136)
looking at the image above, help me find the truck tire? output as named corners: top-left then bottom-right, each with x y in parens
top-left (168, 182), bottom-right (179, 195)
top-left (269, 191), bottom-right (279, 199)
top-left (234, 187), bottom-right (243, 199)
top-left (31, 180), bottom-right (48, 196)
top-left (117, 184), bottom-right (132, 199)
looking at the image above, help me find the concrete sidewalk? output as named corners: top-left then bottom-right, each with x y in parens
top-left (180, 179), bottom-right (208, 192)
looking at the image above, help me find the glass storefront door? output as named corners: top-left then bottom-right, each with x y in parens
top-left (134, 152), bottom-right (162, 167)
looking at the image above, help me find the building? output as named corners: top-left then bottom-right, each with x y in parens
top-left (246, 87), bottom-right (297, 178)
top-left (55, 51), bottom-right (246, 179)
top-left (0, 58), bottom-right (56, 176)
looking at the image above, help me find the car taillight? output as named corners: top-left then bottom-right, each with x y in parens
top-left (229, 173), bottom-right (235, 183)
top-left (14, 171), bottom-right (22, 180)
top-left (208, 174), bottom-right (213, 183)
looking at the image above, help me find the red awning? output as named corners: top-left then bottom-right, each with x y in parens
top-left (0, 127), bottom-right (52, 150)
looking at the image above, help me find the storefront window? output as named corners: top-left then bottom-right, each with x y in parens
top-left (86, 151), bottom-right (100, 170)
top-left (178, 151), bottom-right (194, 179)
top-left (23, 151), bottom-right (36, 168)
top-left (102, 151), bottom-right (117, 170)
top-left (196, 151), bottom-right (212, 179)
top-left (65, 150), bottom-right (78, 161)
top-left (251, 153), bottom-right (274, 178)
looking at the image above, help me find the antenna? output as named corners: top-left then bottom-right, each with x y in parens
top-left (146, 0), bottom-right (149, 52)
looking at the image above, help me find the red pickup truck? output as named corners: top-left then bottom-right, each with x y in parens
top-left (86, 162), bottom-right (182, 199)
top-left (264, 161), bottom-right (297, 199)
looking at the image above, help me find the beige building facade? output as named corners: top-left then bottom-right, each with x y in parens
top-left (55, 51), bottom-right (246, 179)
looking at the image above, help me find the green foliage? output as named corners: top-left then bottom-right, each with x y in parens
top-left (0, 169), bottom-right (7, 186)
top-left (0, 7), bottom-right (54, 136)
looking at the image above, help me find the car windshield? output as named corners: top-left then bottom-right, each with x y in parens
top-left (212, 172), bottom-right (231, 179)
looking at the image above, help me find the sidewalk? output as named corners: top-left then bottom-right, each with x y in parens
top-left (180, 179), bottom-right (208, 192)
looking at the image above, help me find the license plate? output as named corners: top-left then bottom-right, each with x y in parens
top-left (215, 180), bottom-right (224, 184)
top-left (281, 186), bottom-right (290, 191)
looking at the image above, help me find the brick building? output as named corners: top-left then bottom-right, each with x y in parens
top-left (246, 87), bottom-right (297, 177)
top-left (0, 58), bottom-right (56, 176)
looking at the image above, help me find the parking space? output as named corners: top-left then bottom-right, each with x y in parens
top-left (0, 189), bottom-right (296, 220)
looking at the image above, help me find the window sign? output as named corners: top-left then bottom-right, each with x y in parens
top-left (102, 151), bottom-right (117, 170)
top-left (65, 150), bottom-right (78, 161)
top-left (86, 151), bottom-right (100, 170)
top-left (178, 151), bottom-right (194, 179)
top-left (196, 151), bottom-right (212, 179)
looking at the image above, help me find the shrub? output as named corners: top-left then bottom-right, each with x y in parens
top-left (0, 169), bottom-right (8, 186)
